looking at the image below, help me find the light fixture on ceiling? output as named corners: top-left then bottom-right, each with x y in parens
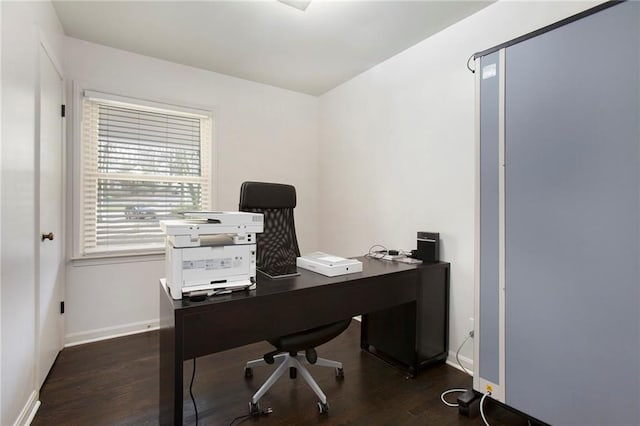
top-left (278, 0), bottom-right (312, 12)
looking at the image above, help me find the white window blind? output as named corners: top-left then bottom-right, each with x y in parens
top-left (79, 95), bottom-right (211, 256)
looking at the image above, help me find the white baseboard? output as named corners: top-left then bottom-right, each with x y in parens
top-left (446, 350), bottom-right (474, 376)
top-left (64, 319), bottom-right (159, 347)
top-left (14, 390), bottom-right (39, 426)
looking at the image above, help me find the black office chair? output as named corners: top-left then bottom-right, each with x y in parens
top-left (239, 181), bottom-right (351, 414)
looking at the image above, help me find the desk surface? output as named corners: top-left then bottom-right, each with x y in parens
top-left (166, 256), bottom-right (424, 311)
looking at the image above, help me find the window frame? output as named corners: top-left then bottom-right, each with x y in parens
top-left (71, 88), bottom-right (214, 260)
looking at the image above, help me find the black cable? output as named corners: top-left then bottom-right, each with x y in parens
top-left (229, 408), bottom-right (273, 425)
top-left (467, 54), bottom-right (476, 73)
top-left (365, 244), bottom-right (388, 259)
top-left (229, 413), bottom-right (253, 425)
top-left (190, 357), bottom-right (198, 426)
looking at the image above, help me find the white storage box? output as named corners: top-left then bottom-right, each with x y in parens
top-left (296, 252), bottom-right (362, 277)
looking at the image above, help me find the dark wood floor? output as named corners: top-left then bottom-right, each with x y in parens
top-left (34, 321), bottom-right (533, 426)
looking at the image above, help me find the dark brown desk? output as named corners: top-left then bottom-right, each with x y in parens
top-left (159, 257), bottom-right (449, 425)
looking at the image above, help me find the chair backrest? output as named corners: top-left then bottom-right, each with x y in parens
top-left (239, 181), bottom-right (301, 275)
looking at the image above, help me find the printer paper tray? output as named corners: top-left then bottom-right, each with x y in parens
top-left (182, 279), bottom-right (253, 293)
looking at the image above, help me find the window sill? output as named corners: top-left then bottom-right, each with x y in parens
top-left (70, 251), bottom-right (165, 267)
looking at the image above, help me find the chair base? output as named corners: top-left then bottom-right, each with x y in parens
top-left (245, 353), bottom-right (343, 411)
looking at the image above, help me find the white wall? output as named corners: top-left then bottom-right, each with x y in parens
top-left (317, 0), bottom-right (600, 370)
top-left (63, 38), bottom-right (320, 345)
top-left (1, 1), bottom-right (64, 424)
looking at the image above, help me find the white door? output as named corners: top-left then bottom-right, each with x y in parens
top-left (37, 43), bottom-right (64, 389)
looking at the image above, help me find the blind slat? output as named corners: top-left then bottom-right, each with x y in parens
top-left (98, 139), bottom-right (200, 153)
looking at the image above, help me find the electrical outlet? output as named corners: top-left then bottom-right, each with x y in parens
top-left (469, 317), bottom-right (475, 333)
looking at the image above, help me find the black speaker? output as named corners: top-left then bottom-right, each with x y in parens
top-left (415, 232), bottom-right (439, 263)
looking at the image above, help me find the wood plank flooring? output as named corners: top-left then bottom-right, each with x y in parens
top-left (33, 321), bottom-right (533, 425)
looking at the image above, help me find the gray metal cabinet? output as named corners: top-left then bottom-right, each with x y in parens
top-left (475, 3), bottom-right (640, 425)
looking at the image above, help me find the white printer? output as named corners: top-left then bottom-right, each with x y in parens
top-left (160, 211), bottom-right (264, 300)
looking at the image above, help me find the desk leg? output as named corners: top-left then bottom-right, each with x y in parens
top-left (160, 286), bottom-right (183, 425)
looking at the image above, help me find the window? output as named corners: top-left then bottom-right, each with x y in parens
top-left (78, 92), bottom-right (212, 257)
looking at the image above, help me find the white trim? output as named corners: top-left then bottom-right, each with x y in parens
top-left (70, 251), bottom-right (163, 266)
top-left (13, 390), bottom-right (40, 426)
top-left (23, 401), bottom-right (40, 426)
top-left (473, 56), bottom-right (481, 392)
top-left (496, 47), bottom-right (507, 403)
top-left (447, 352), bottom-right (474, 376)
top-left (70, 81), bottom-right (83, 260)
top-left (83, 89), bottom-right (211, 119)
top-left (210, 106), bottom-right (219, 209)
top-left (64, 319), bottom-right (159, 347)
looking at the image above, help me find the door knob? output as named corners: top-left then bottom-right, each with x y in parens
top-left (41, 232), bottom-right (54, 241)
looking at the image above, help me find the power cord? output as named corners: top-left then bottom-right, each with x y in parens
top-left (436, 331), bottom-right (494, 426)
top-left (440, 388), bottom-right (469, 407)
top-left (190, 357), bottom-right (199, 425)
top-left (439, 330), bottom-right (474, 407)
top-left (229, 407), bottom-right (273, 425)
top-left (456, 330), bottom-right (474, 377)
top-left (365, 244), bottom-right (414, 260)
top-left (365, 244), bottom-right (388, 258)
top-left (480, 392), bottom-right (491, 426)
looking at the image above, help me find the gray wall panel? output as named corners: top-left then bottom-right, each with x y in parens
top-left (479, 52), bottom-right (501, 385)
top-left (503, 2), bottom-right (639, 425)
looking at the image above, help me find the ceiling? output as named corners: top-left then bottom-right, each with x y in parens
top-left (52, 0), bottom-right (493, 96)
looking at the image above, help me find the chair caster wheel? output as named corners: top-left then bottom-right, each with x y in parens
top-left (335, 367), bottom-right (344, 380)
top-left (244, 367), bottom-right (253, 378)
top-left (318, 401), bottom-right (329, 414)
top-left (249, 401), bottom-right (260, 414)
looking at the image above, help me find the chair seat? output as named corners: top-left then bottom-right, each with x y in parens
top-left (268, 319), bottom-right (352, 352)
